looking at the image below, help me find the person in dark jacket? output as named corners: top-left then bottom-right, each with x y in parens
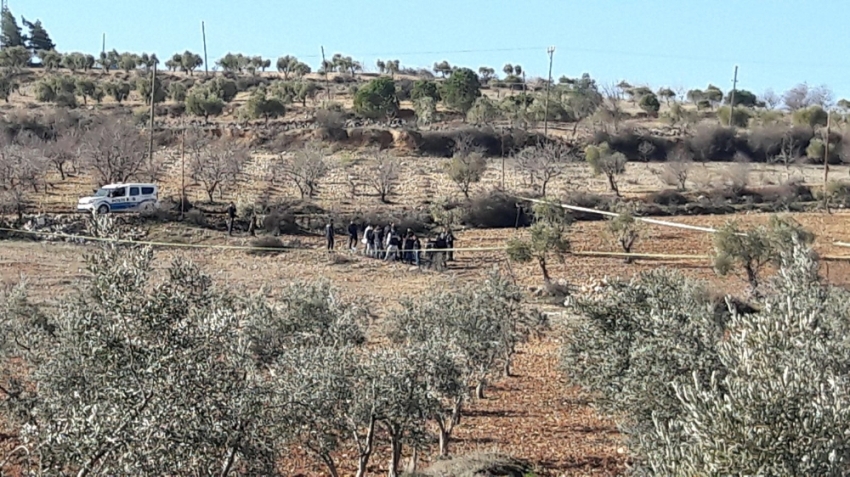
top-left (385, 230), bottom-right (401, 261)
top-left (412, 234), bottom-right (422, 267)
top-left (325, 219), bottom-right (335, 252)
top-left (347, 221), bottom-right (358, 251)
top-left (445, 228), bottom-right (455, 261)
top-left (403, 231), bottom-right (415, 264)
top-left (226, 202), bottom-right (237, 236)
top-left (375, 225), bottom-right (386, 259)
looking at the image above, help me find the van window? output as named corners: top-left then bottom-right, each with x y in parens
top-left (141, 187), bottom-right (155, 195)
top-left (110, 187), bottom-right (126, 198)
top-left (129, 187), bottom-right (140, 196)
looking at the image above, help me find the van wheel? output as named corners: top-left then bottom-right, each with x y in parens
top-left (97, 204), bottom-right (109, 215)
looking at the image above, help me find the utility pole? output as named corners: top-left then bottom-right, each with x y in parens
top-left (321, 46), bottom-right (330, 101)
top-left (180, 115), bottom-right (186, 220)
top-left (147, 64), bottom-right (156, 165)
top-left (101, 33), bottom-right (105, 56)
top-left (543, 46), bottom-right (556, 137)
top-left (729, 65), bottom-right (738, 125)
top-left (201, 21), bottom-right (209, 77)
top-left (824, 110), bottom-right (831, 213)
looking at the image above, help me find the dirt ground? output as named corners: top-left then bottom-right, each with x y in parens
top-left (4, 208), bottom-right (850, 475)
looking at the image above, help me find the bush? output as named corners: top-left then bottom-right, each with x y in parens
top-left (688, 123), bottom-right (739, 162)
top-left (461, 189), bottom-right (528, 228)
top-left (247, 236), bottom-right (287, 255)
top-left (792, 105), bottom-right (829, 128)
top-left (590, 128), bottom-right (672, 161)
top-left (184, 208), bottom-right (207, 226)
top-left (352, 76), bottom-right (398, 119)
top-left (645, 189), bottom-right (688, 206)
top-left (717, 105), bottom-right (752, 128)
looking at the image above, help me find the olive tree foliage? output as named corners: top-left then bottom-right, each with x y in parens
top-left (640, 244), bottom-right (850, 476)
top-left (515, 141), bottom-right (578, 196)
top-left (713, 215), bottom-right (814, 297)
top-left (585, 142), bottom-right (627, 196)
top-left (189, 138), bottom-right (250, 203)
top-left (660, 145), bottom-right (693, 191)
top-left (0, 137), bottom-right (49, 221)
top-left (606, 205), bottom-right (643, 262)
top-left (270, 140), bottom-right (331, 198)
top-left (0, 233), bottom-right (287, 476)
top-left (507, 201), bottom-right (571, 285)
top-left (445, 135), bottom-right (487, 199)
top-left (388, 271), bottom-right (545, 456)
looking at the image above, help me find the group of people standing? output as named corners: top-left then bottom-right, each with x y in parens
top-left (324, 219), bottom-right (455, 267)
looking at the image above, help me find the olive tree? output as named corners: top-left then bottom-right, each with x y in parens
top-left (507, 201), bottom-right (571, 286)
top-left (585, 142), bottom-right (627, 196)
top-left (606, 205), bottom-right (642, 262)
top-left (713, 215), bottom-right (813, 296)
top-left (445, 135), bottom-right (487, 199)
top-left (0, 231), bottom-right (286, 476)
top-left (644, 243), bottom-right (850, 476)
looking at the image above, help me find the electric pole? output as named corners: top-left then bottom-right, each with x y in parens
top-left (180, 115), bottom-right (186, 220)
top-left (543, 46), bottom-right (556, 137)
top-left (824, 110), bottom-right (831, 213)
top-left (321, 46), bottom-right (330, 101)
top-left (201, 21), bottom-right (209, 77)
top-left (729, 65), bottom-right (738, 125)
top-left (147, 63), bottom-right (156, 165)
top-left (101, 33), bottom-right (105, 56)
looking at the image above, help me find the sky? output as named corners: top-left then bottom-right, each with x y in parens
top-left (15, 0), bottom-right (850, 101)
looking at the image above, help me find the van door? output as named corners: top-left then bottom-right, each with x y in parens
top-left (129, 186), bottom-right (140, 210)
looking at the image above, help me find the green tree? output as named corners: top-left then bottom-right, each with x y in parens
top-left (433, 60), bottom-right (451, 77)
top-left (118, 52), bottom-right (138, 72)
top-left (466, 96), bottom-right (499, 124)
top-left (208, 77), bottom-right (238, 102)
top-left (169, 82), bottom-right (187, 102)
top-left (638, 92), bottom-right (661, 116)
top-left (185, 86), bottom-right (225, 121)
top-left (713, 215), bottom-right (813, 295)
top-left (242, 89), bottom-right (286, 123)
top-left (0, 7), bottom-right (23, 48)
top-left (352, 76), bottom-right (398, 119)
top-left (507, 201), bottom-right (571, 285)
top-left (585, 142), bottom-right (627, 196)
top-left (98, 49), bottom-right (119, 72)
top-left (717, 106), bottom-right (752, 128)
top-left (411, 79), bottom-right (440, 102)
top-left (180, 50), bottom-right (203, 75)
top-left (37, 49), bottom-right (61, 70)
top-left (444, 135), bottom-right (487, 199)
top-left (657, 87), bottom-right (676, 104)
top-left (0, 69), bottom-right (17, 102)
top-left (74, 78), bottom-right (97, 105)
top-left (0, 45), bottom-right (30, 68)
top-left (165, 53), bottom-right (181, 72)
top-left (704, 84), bottom-right (724, 108)
top-left (22, 17), bottom-right (54, 52)
top-left (440, 67), bottom-right (481, 116)
top-left (103, 81), bottom-right (131, 103)
top-left (606, 206), bottom-right (643, 263)
top-left (725, 89), bottom-right (759, 107)
top-left (792, 105), bottom-right (829, 128)
top-left (136, 75), bottom-right (167, 104)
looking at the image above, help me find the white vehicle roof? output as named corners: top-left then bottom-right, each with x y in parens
top-left (99, 183), bottom-right (158, 189)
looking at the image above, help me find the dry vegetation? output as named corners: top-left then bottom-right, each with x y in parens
top-left (4, 7), bottom-right (850, 476)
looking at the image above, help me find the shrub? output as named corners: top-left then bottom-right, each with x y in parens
top-left (792, 105), bottom-right (829, 128)
top-left (688, 124), bottom-right (738, 162)
top-left (352, 76), bottom-right (398, 119)
top-left (184, 208), bottom-right (207, 226)
top-left (645, 189), bottom-right (688, 206)
top-left (606, 205), bottom-right (642, 262)
top-left (247, 236), bottom-right (287, 255)
top-left (585, 142), bottom-right (627, 196)
top-left (462, 189), bottom-right (528, 228)
top-left (717, 105), bottom-right (752, 128)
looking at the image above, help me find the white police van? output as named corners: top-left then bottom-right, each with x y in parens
top-left (77, 183), bottom-right (159, 214)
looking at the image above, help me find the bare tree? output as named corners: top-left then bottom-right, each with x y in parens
top-left (661, 146), bottom-right (693, 191)
top-left (445, 135), bottom-right (487, 199)
top-left (189, 139), bottom-right (250, 203)
top-left (772, 132), bottom-right (802, 170)
top-left (45, 130), bottom-right (80, 180)
top-left (761, 88), bottom-right (781, 110)
top-left (82, 118), bottom-right (148, 185)
top-left (599, 83), bottom-right (624, 132)
top-left (273, 141), bottom-right (330, 199)
top-left (365, 147), bottom-right (399, 203)
top-left (516, 141), bottom-right (577, 196)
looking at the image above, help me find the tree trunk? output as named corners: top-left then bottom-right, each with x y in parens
top-left (476, 380), bottom-right (486, 399)
top-left (320, 454), bottom-right (340, 477)
top-left (606, 174), bottom-right (619, 196)
top-left (355, 417), bottom-right (376, 477)
top-left (207, 188), bottom-right (215, 203)
top-left (503, 357), bottom-right (512, 377)
top-left (406, 448), bottom-right (419, 475)
top-left (537, 256), bottom-right (551, 283)
top-left (438, 426), bottom-right (450, 457)
top-left (387, 430), bottom-right (402, 477)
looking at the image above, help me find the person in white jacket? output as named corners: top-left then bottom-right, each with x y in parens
top-left (362, 224), bottom-right (374, 257)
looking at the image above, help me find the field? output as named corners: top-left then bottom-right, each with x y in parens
top-left (3, 61), bottom-right (850, 475)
